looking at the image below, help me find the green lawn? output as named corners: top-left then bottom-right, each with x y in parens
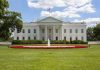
top-left (0, 45), bottom-right (100, 70)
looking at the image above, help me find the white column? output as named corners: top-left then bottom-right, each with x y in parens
top-left (61, 25), bottom-right (63, 40)
top-left (37, 26), bottom-right (40, 40)
top-left (45, 26), bottom-right (48, 41)
top-left (53, 26), bottom-right (55, 40)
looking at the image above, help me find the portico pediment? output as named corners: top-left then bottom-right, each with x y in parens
top-left (36, 17), bottom-right (63, 23)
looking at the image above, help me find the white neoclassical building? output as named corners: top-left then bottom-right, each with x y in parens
top-left (14, 17), bottom-right (87, 42)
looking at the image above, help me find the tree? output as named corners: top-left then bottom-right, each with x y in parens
top-left (0, 0), bottom-right (23, 40)
top-left (93, 23), bottom-right (100, 41)
top-left (87, 27), bottom-right (95, 41)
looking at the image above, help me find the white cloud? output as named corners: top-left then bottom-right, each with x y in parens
top-left (28, 0), bottom-right (66, 9)
top-left (27, 0), bottom-right (95, 18)
top-left (73, 18), bottom-right (100, 27)
top-left (73, 18), bottom-right (100, 23)
top-left (41, 11), bottom-right (80, 18)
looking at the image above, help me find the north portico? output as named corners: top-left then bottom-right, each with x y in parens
top-left (14, 17), bottom-right (87, 42)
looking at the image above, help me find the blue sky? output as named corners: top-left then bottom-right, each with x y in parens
top-left (8, 0), bottom-right (100, 23)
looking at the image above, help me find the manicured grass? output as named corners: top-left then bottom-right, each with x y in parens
top-left (0, 45), bottom-right (100, 70)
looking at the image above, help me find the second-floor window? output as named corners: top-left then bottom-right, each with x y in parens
top-left (70, 29), bottom-right (72, 33)
top-left (64, 29), bottom-right (66, 33)
top-left (42, 29), bottom-right (45, 33)
top-left (56, 29), bottom-right (58, 33)
top-left (28, 29), bottom-right (30, 33)
top-left (22, 29), bottom-right (25, 33)
top-left (75, 29), bottom-right (78, 33)
top-left (81, 29), bottom-right (84, 33)
top-left (34, 29), bottom-right (36, 33)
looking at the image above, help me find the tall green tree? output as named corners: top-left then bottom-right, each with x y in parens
top-left (0, 0), bottom-right (23, 40)
top-left (87, 27), bottom-right (95, 41)
top-left (93, 23), bottom-right (100, 41)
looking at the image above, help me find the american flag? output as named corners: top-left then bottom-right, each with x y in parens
top-left (47, 8), bottom-right (51, 12)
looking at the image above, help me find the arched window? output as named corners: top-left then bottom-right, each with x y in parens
top-left (76, 37), bottom-right (78, 40)
top-left (70, 37), bottom-right (72, 42)
top-left (81, 36), bottom-right (84, 41)
top-left (56, 36), bottom-right (58, 40)
top-left (34, 36), bottom-right (36, 40)
top-left (42, 37), bottom-right (45, 40)
top-left (17, 37), bottom-right (19, 40)
top-left (28, 36), bottom-right (30, 40)
top-left (23, 37), bottom-right (25, 40)
top-left (64, 36), bottom-right (66, 40)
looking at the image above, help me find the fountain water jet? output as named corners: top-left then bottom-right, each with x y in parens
top-left (48, 39), bottom-right (50, 47)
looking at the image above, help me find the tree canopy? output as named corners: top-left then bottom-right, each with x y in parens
top-left (0, 0), bottom-right (23, 40)
top-left (93, 23), bottom-right (100, 40)
top-left (87, 23), bottom-right (100, 41)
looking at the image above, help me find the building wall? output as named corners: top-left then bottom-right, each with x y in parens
top-left (14, 22), bottom-right (87, 42)
top-left (14, 17), bottom-right (87, 42)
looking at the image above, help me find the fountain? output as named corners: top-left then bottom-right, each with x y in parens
top-left (10, 38), bottom-right (88, 49)
top-left (48, 39), bottom-right (50, 47)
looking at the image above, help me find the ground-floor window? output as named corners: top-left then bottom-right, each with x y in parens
top-left (17, 37), bottom-right (19, 40)
top-left (42, 37), bottom-right (45, 40)
top-left (34, 36), bottom-right (36, 40)
top-left (23, 37), bottom-right (25, 40)
top-left (76, 37), bottom-right (78, 40)
top-left (56, 36), bottom-right (58, 40)
top-left (70, 37), bottom-right (72, 42)
top-left (81, 36), bottom-right (84, 41)
top-left (64, 36), bottom-right (66, 40)
top-left (28, 37), bottom-right (30, 40)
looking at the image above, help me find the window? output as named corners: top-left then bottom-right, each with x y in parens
top-left (64, 29), bottom-right (66, 33)
top-left (34, 29), bottom-right (36, 33)
top-left (42, 37), bottom-right (45, 40)
top-left (34, 36), bottom-right (36, 40)
top-left (17, 37), bottom-right (19, 40)
top-left (49, 29), bottom-right (51, 33)
top-left (42, 29), bottom-right (45, 33)
top-left (17, 29), bottom-right (20, 33)
top-left (75, 29), bottom-right (78, 33)
top-left (22, 29), bottom-right (25, 33)
top-left (70, 37), bottom-right (72, 42)
top-left (56, 36), bottom-right (58, 40)
top-left (56, 29), bottom-right (58, 33)
top-left (70, 29), bottom-right (72, 33)
top-left (23, 37), bottom-right (25, 40)
top-left (28, 36), bottom-right (30, 40)
top-left (76, 37), bottom-right (78, 40)
top-left (81, 29), bottom-right (84, 33)
top-left (64, 36), bottom-right (66, 40)
top-left (28, 29), bottom-right (30, 33)
top-left (81, 36), bottom-right (84, 41)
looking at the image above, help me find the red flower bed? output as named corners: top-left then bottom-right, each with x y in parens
top-left (10, 45), bottom-right (88, 49)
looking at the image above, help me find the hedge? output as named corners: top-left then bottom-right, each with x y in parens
top-left (12, 40), bottom-right (87, 44)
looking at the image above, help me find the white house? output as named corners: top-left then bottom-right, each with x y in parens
top-left (14, 17), bottom-right (87, 42)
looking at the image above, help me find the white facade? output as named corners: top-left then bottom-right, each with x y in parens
top-left (14, 17), bottom-right (87, 42)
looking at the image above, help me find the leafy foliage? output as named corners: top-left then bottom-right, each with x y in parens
top-left (93, 23), bottom-right (100, 40)
top-left (87, 23), bottom-right (100, 41)
top-left (87, 27), bottom-right (95, 41)
top-left (0, 0), bottom-right (23, 40)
